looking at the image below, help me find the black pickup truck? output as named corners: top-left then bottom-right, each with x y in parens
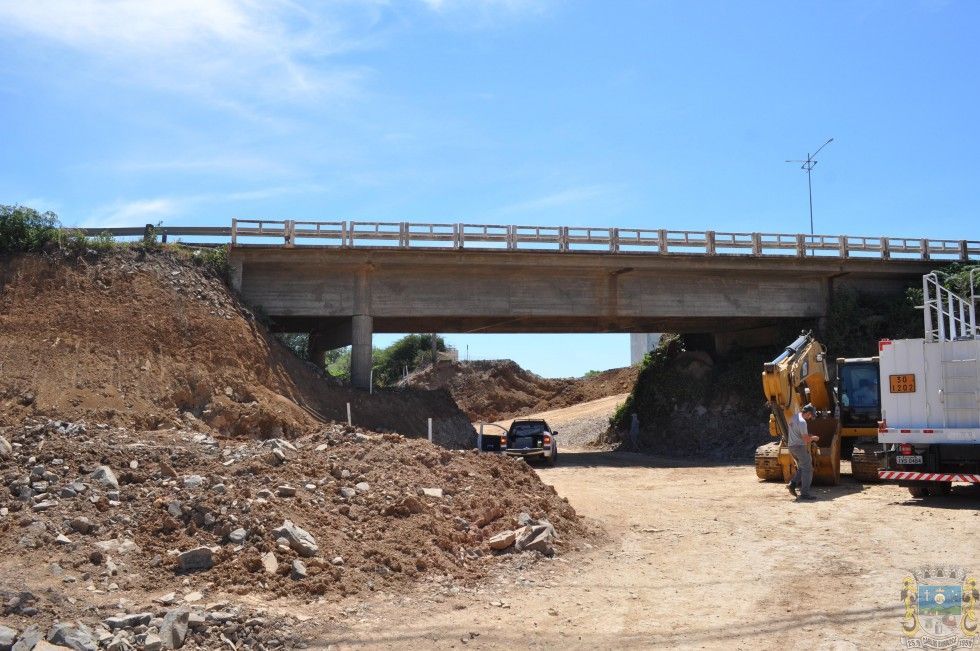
top-left (502, 419), bottom-right (559, 466)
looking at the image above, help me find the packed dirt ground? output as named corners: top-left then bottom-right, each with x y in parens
top-left (3, 249), bottom-right (977, 650)
top-left (314, 452), bottom-right (980, 650)
top-left (401, 360), bottom-right (637, 423)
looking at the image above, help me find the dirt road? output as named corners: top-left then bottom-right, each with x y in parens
top-left (311, 452), bottom-right (979, 650)
top-left (492, 393), bottom-right (628, 448)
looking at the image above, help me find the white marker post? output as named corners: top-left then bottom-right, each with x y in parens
top-left (427, 418), bottom-right (433, 443)
top-left (347, 402), bottom-right (352, 427)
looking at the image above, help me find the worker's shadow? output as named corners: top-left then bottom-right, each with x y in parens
top-left (796, 478), bottom-right (865, 501)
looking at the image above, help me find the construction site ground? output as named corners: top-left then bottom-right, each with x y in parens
top-left (306, 397), bottom-right (980, 650)
top-left (315, 452), bottom-right (980, 650)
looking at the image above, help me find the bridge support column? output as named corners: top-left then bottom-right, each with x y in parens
top-left (351, 315), bottom-right (373, 390)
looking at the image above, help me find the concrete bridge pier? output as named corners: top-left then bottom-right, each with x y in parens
top-left (350, 314), bottom-right (373, 390)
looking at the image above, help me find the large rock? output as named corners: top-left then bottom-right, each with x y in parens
top-left (272, 520), bottom-right (318, 557)
top-left (177, 546), bottom-right (213, 571)
top-left (514, 523), bottom-right (557, 556)
top-left (0, 624), bottom-right (17, 651)
top-left (33, 642), bottom-right (72, 651)
top-left (47, 624), bottom-right (97, 651)
top-left (0, 436), bottom-right (12, 459)
top-left (159, 609), bottom-right (190, 650)
top-left (104, 613), bottom-right (152, 630)
top-left (261, 552), bottom-right (278, 575)
top-left (487, 529), bottom-right (517, 550)
top-left (12, 625), bottom-right (42, 651)
top-left (90, 466), bottom-right (119, 490)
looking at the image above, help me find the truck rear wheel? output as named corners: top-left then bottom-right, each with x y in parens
top-left (908, 485), bottom-right (928, 498)
top-left (927, 482), bottom-right (952, 496)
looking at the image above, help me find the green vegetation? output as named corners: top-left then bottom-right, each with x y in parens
top-left (373, 334), bottom-right (446, 386)
top-left (0, 205), bottom-right (59, 252)
top-left (823, 286), bottom-right (921, 358)
top-left (0, 204), bottom-right (230, 280)
top-left (276, 333), bottom-right (445, 387)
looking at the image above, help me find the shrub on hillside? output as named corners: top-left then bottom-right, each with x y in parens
top-left (0, 205), bottom-right (60, 253)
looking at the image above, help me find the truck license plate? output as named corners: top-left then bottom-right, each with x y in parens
top-left (896, 455), bottom-right (923, 465)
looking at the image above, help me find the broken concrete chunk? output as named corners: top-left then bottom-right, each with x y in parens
top-left (420, 487), bottom-right (443, 498)
top-left (104, 613), bottom-right (152, 630)
top-left (90, 466), bottom-right (119, 490)
top-left (177, 546), bottom-right (213, 571)
top-left (291, 559), bottom-right (307, 579)
top-left (159, 609), bottom-right (190, 650)
top-left (261, 552), bottom-right (278, 575)
top-left (272, 520), bottom-right (319, 557)
top-left (487, 529), bottom-right (517, 550)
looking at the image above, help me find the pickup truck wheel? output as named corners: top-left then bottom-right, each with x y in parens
top-left (907, 485), bottom-right (929, 498)
top-left (546, 448), bottom-right (557, 466)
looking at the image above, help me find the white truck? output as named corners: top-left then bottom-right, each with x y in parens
top-left (877, 270), bottom-right (980, 498)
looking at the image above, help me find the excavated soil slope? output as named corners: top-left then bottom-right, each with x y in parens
top-left (0, 250), bottom-right (590, 645)
top-left (401, 360), bottom-right (637, 422)
top-left (0, 250), bottom-right (473, 447)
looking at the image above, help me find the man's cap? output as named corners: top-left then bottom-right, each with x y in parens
top-left (802, 403), bottom-right (817, 414)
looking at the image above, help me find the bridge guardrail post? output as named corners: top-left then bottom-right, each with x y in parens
top-left (960, 240), bottom-right (969, 262)
top-left (560, 226), bottom-right (569, 252)
top-left (285, 220), bottom-right (296, 248)
top-left (920, 239), bottom-right (930, 260)
top-left (751, 232), bottom-right (761, 256)
top-left (706, 230), bottom-right (716, 255)
top-left (657, 228), bottom-right (667, 254)
top-left (881, 238), bottom-right (890, 260)
top-left (341, 221), bottom-right (350, 248)
top-left (796, 234), bottom-right (805, 258)
top-left (399, 222), bottom-right (409, 248)
top-left (610, 228), bottom-right (619, 253)
top-left (507, 225), bottom-right (516, 250)
top-left (454, 223), bottom-right (463, 250)
top-left (231, 218), bottom-right (238, 247)
top-left (839, 235), bottom-right (848, 258)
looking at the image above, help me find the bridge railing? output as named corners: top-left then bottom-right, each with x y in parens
top-left (74, 220), bottom-right (980, 261)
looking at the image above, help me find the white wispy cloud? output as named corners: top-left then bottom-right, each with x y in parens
top-left (76, 183), bottom-right (329, 227)
top-left (419, 0), bottom-right (551, 13)
top-left (494, 184), bottom-right (617, 215)
top-left (0, 1), bottom-right (374, 111)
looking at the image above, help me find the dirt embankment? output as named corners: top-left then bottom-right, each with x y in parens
top-left (0, 250), bottom-right (473, 447)
top-left (605, 336), bottom-right (771, 461)
top-left (401, 360), bottom-right (637, 423)
top-left (0, 249), bottom-right (592, 648)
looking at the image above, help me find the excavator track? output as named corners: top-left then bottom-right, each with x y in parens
top-left (754, 441), bottom-right (784, 481)
top-left (850, 444), bottom-right (881, 483)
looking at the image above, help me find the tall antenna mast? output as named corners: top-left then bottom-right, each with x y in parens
top-left (786, 137), bottom-right (834, 236)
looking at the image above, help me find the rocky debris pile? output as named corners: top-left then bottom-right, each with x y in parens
top-left (0, 417), bottom-right (588, 639)
top-left (486, 513), bottom-right (559, 556)
top-left (401, 360), bottom-right (637, 423)
top-left (0, 596), bottom-right (296, 650)
top-left (0, 250), bottom-right (474, 447)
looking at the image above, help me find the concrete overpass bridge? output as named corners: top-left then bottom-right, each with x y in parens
top-left (206, 219), bottom-right (979, 388)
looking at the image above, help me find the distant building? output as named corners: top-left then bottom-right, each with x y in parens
top-left (630, 333), bottom-right (662, 365)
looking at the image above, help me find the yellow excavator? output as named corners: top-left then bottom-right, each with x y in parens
top-left (754, 331), bottom-right (883, 485)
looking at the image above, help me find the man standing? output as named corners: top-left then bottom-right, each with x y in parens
top-left (786, 403), bottom-right (818, 499)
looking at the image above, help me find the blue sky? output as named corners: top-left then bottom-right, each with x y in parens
top-left (2, 1), bottom-right (977, 377)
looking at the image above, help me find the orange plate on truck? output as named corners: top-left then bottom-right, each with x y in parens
top-left (889, 374), bottom-right (916, 393)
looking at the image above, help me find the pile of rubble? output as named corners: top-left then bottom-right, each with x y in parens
top-left (0, 418), bottom-right (587, 647)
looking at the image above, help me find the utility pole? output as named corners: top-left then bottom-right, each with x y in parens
top-left (786, 138), bottom-right (834, 236)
